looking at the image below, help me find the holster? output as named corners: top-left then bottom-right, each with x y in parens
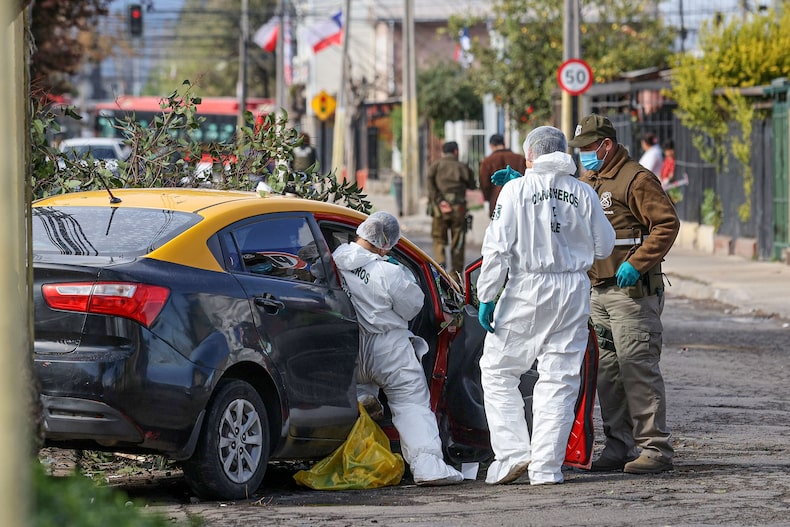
top-left (645, 261), bottom-right (665, 295)
top-left (426, 202), bottom-right (439, 217)
top-left (623, 261), bottom-right (664, 299)
top-left (593, 323), bottom-right (616, 353)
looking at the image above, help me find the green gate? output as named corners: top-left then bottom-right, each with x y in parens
top-left (767, 79), bottom-right (790, 260)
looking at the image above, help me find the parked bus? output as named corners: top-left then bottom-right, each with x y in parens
top-left (93, 96), bottom-right (276, 143)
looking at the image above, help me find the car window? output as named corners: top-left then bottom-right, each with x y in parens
top-left (230, 216), bottom-right (325, 283)
top-left (32, 206), bottom-right (201, 256)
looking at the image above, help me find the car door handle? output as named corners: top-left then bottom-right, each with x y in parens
top-left (254, 294), bottom-right (285, 314)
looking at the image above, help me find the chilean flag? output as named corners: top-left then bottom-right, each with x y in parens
top-left (454, 27), bottom-right (473, 68)
top-left (303, 11), bottom-right (343, 53)
top-left (253, 17), bottom-right (279, 53)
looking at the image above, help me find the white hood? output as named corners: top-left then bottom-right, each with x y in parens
top-left (333, 241), bottom-right (383, 271)
top-left (530, 151), bottom-right (577, 177)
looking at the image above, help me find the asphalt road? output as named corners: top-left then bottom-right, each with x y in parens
top-left (122, 294), bottom-right (789, 526)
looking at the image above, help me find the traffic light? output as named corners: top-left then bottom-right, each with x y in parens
top-left (129, 4), bottom-right (143, 37)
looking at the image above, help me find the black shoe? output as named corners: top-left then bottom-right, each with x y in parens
top-left (589, 456), bottom-right (633, 472)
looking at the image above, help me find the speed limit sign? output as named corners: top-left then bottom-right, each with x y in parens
top-left (557, 59), bottom-right (593, 96)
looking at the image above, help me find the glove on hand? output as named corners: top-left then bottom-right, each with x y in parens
top-left (491, 165), bottom-right (522, 185)
top-left (387, 255), bottom-right (399, 265)
top-left (478, 301), bottom-right (496, 333)
top-left (616, 261), bottom-right (641, 288)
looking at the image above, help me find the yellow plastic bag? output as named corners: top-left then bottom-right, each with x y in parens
top-left (293, 404), bottom-right (405, 490)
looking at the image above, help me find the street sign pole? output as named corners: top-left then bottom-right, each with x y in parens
top-left (558, 57), bottom-right (592, 143)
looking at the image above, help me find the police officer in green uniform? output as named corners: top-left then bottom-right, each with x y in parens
top-left (426, 141), bottom-right (476, 275)
top-left (569, 115), bottom-right (680, 474)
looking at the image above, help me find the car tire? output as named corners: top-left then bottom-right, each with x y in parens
top-left (182, 379), bottom-right (270, 500)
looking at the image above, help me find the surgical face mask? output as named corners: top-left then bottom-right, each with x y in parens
top-left (579, 142), bottom-right (605, 171)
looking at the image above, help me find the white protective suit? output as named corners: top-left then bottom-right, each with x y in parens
top-left (477, 150), bottom-right (615, 484)
top-left (332, 241), bottom-right (463, 485)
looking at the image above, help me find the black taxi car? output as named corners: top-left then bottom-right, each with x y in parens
top-left (32, 188), bottom-right (596, 499)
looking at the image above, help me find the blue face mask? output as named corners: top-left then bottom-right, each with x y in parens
top-left (579, 142), bottom-right (605, 171)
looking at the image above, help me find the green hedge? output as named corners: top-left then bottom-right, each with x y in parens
top-left (33, 460), bottom-right (198, 527)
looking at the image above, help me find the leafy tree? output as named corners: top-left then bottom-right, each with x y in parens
top-left (669, 7), bottom-right (790, 221)
top-left (29, 0), bottom-right (111, 96)
top-left (417, 62), bottom-right (482, 137)
top-left (447, 0), bottom-right (674, 127)
top-left (145, 0), bottom-right (277, 97)
top-left (31, 81), bottom-right (371, 213)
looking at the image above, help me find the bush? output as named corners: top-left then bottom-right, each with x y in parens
top-left (701, 188), bottom-right (722, 232)
top-left (33, 459), bottom-right (196, 527)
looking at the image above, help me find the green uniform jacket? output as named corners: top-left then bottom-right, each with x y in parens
top-left (427, 154), bottom-right (476, 206)
top-left (579, 144), bottom-right (680, 286)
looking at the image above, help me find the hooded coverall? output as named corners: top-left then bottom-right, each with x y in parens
top-left (332, 241), bottom-right (463, 485)
top-left (476, 152), bottom-right (615, 484)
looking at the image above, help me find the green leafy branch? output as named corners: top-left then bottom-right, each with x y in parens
top-left (31, 80), bottom-right (371, 213)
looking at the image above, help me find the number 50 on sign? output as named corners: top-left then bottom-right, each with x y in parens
top-left (557, 59), bottom-right (593, 96)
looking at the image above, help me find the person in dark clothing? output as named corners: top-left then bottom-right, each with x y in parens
top-left (426, 141), bottom-right (476, 275)
top-left (293, 133), bottom-right (317, 173)
top-left (478, 134), bottom-right (527, 218)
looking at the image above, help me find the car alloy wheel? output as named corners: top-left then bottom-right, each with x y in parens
top-left (219, 396), bottom-right (264, 484)
top-left (182, 380), bottom-right (270, 499)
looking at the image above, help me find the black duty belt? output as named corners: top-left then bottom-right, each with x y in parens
top-left (594, 277), bottom-right (618, 288)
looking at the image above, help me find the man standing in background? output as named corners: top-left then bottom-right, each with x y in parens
top-left (427, 141), bottom-right (476, 275)
top-left (479, 134), bottom-right (527, 218)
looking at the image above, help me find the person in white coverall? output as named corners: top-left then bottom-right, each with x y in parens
top-left (332, 211), bottom-right (464, 486)
top-left (477, 126), bottom-right (615, 485)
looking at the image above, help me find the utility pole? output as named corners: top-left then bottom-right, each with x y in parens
top-left (678, 0), bottom-right (688, 53)
top-left (1, 3), bottom-right (32, 527)
top-left (561, 0), bottom-right (581, 141)
top-left (237, 0), bottom-right (249, 132)
top-left (275, 0), bottom-right (285, 113)
top-left (331, 0), bottom-right (352, 179)
top-left (401, 0), bottom-right (418, 215)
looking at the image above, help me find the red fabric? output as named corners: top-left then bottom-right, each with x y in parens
top-left (660, 156), bottom-right (675, 187)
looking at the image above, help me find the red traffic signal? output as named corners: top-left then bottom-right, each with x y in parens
top-left (129, 4), bottom-right (143, 37)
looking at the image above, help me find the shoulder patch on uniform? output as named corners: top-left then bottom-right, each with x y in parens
top-left (600, 191), bottom-right (612, 210)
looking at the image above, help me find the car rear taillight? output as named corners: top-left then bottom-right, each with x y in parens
top-left (42, 282), bottom-right (170, 327)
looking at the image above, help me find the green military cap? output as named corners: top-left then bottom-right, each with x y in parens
top-left (568, 114), bottom-right (617, 148)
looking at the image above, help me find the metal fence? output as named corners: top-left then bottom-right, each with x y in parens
top-left (602, 104), bottom-right (778, 259)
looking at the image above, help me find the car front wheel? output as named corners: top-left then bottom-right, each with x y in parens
top-left (182, 379), bottom-right (270, 499)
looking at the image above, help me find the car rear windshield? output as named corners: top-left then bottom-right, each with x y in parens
top-left (33, 206), bottom-right (201, 257)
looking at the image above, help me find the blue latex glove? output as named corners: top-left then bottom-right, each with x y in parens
top-left (478, 301), bottom-right (496, 333)
top-left (491, 165), bottom-right (522, 185)
top-left (616, 261), bottom-right (641, 288)
top-left (387, 255), bottom-right (399, 265)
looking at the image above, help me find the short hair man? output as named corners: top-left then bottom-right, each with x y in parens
top-left (569, 114), bottom-right (680, 474)
top-left (478, 134), bottom-right (527, 218)
top-left (426, 141), bottom-right (477, 274)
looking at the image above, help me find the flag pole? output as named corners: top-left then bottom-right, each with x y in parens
top-left (237, 0), bottom-right (249, 134)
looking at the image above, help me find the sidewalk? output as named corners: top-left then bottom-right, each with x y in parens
top-left (364, 182), bottom-right (790, 322)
